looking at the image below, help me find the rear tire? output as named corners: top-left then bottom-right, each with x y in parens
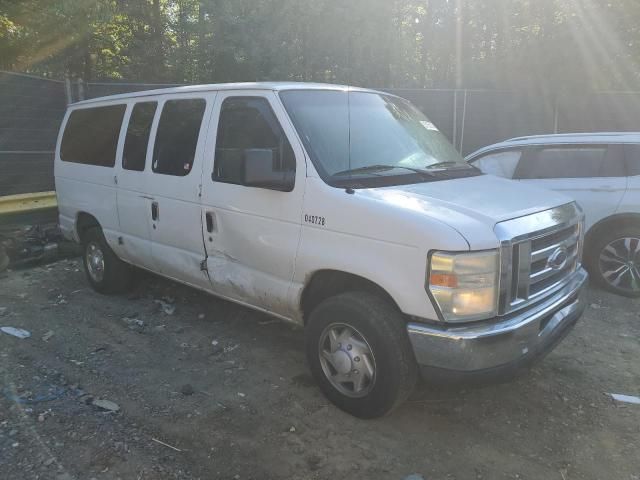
top-left (82, 227), bottom-right (132, 294)
top-left (587, 225), bottom-right (640, 298)
top-left (305, 291), bottom-right (417, 418)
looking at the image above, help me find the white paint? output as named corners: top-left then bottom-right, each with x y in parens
top-left (55, 82), bottom-right (576, 326)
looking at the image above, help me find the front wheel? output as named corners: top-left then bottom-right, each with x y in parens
top-left (305, 292), bottom-right (417, 418)
top-left (589, 226), bottom-right (640, 297)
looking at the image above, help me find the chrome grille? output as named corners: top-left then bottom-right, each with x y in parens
top-left (495, 203), bottom-right (584, 315)
top-left (515, 224), bottom-right (580, 302)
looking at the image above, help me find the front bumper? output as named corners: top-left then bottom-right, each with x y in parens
top-left (407, 267), bottom-right (588, 380)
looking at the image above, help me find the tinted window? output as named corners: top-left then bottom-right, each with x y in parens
top-left (60, 105), bottom-right (126, 167)
top-left (517, 146), bottom-right (618, 179)
top-left (123, 102), bottom-right (157, 171)
top-left (473, 150), bottom-right (522, 179)
top-left (152, 99), bottom-right (206, 176)
top-left (213, 97), bottom-right (295, 185)
top-left (624, 144), bottom-right (640, 176)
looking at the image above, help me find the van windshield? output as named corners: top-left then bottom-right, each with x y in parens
top-left (279, 90), bottom-right (476, 187)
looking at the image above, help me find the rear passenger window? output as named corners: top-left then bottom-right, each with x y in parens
top-left (152, 99), bottom-right (206, 176)
top-left (213, 97), bottom-right (295, 185)
top-left (123, 102), bottom-right (157, 171)
top-left (60, 105), bottom-right (126, 167)
top-left (517, 146), bottom-right (621, 179)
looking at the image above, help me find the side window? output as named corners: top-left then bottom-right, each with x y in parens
top-left (213, 97), bottom-right (295, 186)
top-left (624, 144), bottom-right (640, 176)
top-left (60, 104), bottom-right (126, 167)
top-left (473, 150), bottom-right (522, 179)
top-left (152, 99), bottom-right (206, 176)
top-left (517, 146), bottom-right (617, 179)
top-left (123, 102), bottom-right (157, 171)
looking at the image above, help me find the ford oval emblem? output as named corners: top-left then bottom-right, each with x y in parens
top-left (547, 246), bottom-right (569, 271)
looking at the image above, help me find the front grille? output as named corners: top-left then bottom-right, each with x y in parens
top-left (513, 224), bottom-right (580, 303)
top-left (495, 203), bottom-right (584, 315)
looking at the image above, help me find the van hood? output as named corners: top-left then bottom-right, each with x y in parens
top-left (358, 174), bottom-right (574, 250)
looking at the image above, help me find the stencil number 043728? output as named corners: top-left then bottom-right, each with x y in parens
top-left (304, 214), bottom-right (326, 226)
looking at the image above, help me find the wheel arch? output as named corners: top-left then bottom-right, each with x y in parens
top-left (585, 213), bottom-right (640, 255)
top-left (75, 212), bottom-right (101, 243)
top-left (299, 269), bottom-right (401, 324)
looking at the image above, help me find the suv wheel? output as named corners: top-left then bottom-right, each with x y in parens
top-left (305, 291), bottom-right (417, 418)
top-left (82, 227), bottom-right (132, 294)
top-left (589, 226), bottom-right (640, 297)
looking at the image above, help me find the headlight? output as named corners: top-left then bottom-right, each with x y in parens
top-left (428, 250), bottom-right (499, 322)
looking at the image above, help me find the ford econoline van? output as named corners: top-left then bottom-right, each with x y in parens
top-left (55, 83), bottom-right (588, 418)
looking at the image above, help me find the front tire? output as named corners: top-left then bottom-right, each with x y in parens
top-left (82, 227), bottom-right (132, 294)
top-left (305, 292), bottom-right (417, 418)
top-left (588, 226), bottom-right (640, 297)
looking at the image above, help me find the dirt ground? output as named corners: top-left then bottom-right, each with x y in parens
top-left (0, 258), bottom-right (638, 480)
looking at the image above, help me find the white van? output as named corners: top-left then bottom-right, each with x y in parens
top-left (55, 83), bottom-right (588, 418)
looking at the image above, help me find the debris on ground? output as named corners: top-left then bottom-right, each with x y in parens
top-left (151, 437), bottom-right (182, 452)
top-left (224, 344), bottom-right (239, 353)
top-left (608, 393), bottom-right (640, 405)
top-left (42, 330), bottom-right (54, 342)
top-left (1, 326), bottom-right (31, 339)
top-left (0, 306), bottom-right (8, 316)
top-left (180, 384), bottom-right (195, 396)
top-left (92, 399), bottom-right (120, 412)
top-left (155, 298), bottom-right (176, 315)
top-left (3, 385), bottom-right (66, 404)
top-left (590, 303), bottom-right (608, 310)
top-left (403, 475), bottom-right (425, 480)
top-left (122, 316), bottom-right (145, 330)
top-left (0, 224), bottom-right (79, 271)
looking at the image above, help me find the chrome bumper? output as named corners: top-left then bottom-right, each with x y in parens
top-left (407, 267), bottom-right (588, 375)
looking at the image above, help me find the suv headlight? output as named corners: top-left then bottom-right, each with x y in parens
top-left (428, 250), bottom-right (499, 323)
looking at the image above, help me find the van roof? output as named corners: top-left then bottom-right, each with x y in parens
top-left (466, 132), bottom-right (640, 159)
top-left (71, 82), bottom-right (383, 106)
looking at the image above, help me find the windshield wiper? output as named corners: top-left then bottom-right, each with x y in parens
top-left (334, 164), bottom-right (434, 177)
top-left (424, 161), bottom-right (472, 170)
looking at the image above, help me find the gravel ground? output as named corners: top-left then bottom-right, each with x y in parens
top-left (0, 258), bottom-right (639, 480)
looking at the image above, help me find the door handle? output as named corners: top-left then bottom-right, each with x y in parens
top-left (205, 211), bottom-right (215, 232)
top-left (151, 202), bottom-right (159, 221)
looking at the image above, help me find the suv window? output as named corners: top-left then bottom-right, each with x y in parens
top-left (152, 99), bottom-right (206, 176)
top-left (123, 102), bottom-right (157, 171)
top-left (473, 150), bottom-right (522, 179)
top-left (60, 105), bottom-right (126, 167)
top-left (516, 146), bottom-right (623, 179)
top-left (213, 97), bottom-right (295, 185)
top-left (624, 144), bottom-right (640, 176)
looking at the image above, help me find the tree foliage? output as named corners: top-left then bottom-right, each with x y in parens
top-left (1, 0), bottom-right (639, 90)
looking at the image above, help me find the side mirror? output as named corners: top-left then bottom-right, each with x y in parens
top-left (243, 149), bottom-right (295, 192)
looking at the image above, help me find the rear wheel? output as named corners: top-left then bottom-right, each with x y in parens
top-left (588, 226), bottom-right (640, 297)
top-left (82, 227), bottom-right (132, 294)
top-left (305, 291), bottom-right (417, 418)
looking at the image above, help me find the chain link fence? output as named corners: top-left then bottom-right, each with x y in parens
top-left (3, 70), bottom-right (640, 196)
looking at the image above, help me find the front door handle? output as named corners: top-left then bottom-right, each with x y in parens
top-left (151, 202), bottom-right (159, 221)
top-left (205, 212), bottom-right (215, 232)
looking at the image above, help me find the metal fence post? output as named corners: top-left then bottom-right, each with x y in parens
top-left (459, 89), bottom-right (468, 153)
top-left (76, 78), bottom-right (85, 101)
top-left (64, 73), bottom-right (73, 104)
top-left (452, 90), bottom-right (458, 151)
